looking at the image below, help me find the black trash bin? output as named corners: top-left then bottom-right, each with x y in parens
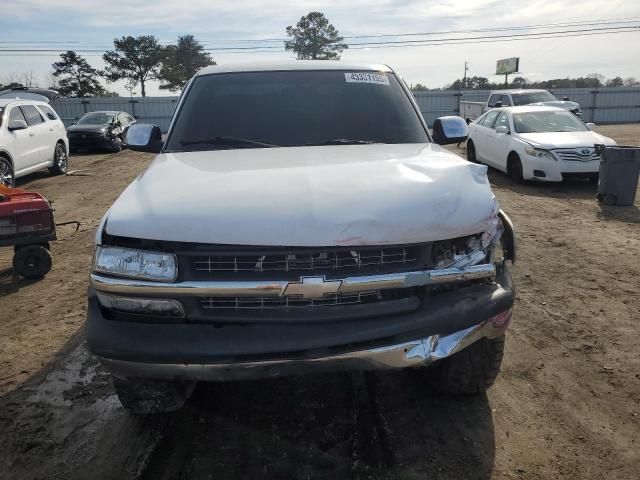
top-left (595, 145), bottom-right (640, 206)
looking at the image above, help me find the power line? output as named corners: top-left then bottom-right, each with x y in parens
top-left (1, 25), bottom-right (637, 53)
top-left (1, 16), bottom-right (638, 47)
top-left (0, 25), bottom-right (638, 56)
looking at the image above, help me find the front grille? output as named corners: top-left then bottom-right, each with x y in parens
top-left (201, 290), bottom-right (408, 310)
top-left (554, 148), bottom-right (600, 162)
top-left (185, 244), bottom-right (429, 280)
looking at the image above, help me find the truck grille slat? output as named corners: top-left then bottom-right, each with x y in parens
top-left (201, 290), bottom-right (407, 310)
top-left (192, 247), bottom-right (420, 274)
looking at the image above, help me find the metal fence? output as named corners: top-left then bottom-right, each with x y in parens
top-left (51, 96), bottom-right (179, 131)
top-left (51, 87), bottom-right (640, 131)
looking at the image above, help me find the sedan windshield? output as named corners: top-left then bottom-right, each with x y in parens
top-left (165, 70), bottom-right (428, 152)
top-left (77, 112), bottom-right (114, 125)
top-left (513, 111), bottom-right (589, 133)
top-left (512, 91), bottom-right (557, 105)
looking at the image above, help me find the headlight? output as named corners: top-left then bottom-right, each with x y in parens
top-left (93, 246), bottom-right (177, 282)
top-left (525, 146), bottom-right (556, 161)
top-left (96, 292), bottom-right (185, 318)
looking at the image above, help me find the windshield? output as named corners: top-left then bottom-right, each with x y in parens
top-left (165, 70), bottom-right (428, 152)
top-left (77, 112), bottom-right (114, 125)
top-left (512, 91), bottom-right (557, 105)
top-left (513, 111), bottom-right (589, 133)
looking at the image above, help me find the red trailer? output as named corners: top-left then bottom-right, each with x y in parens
top-left (0, 185), bottom-right (56, 279)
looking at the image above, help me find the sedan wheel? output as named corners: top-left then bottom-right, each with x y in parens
top-left (0, 157), bottom-right (15, 187)
top-left (49, 143), bottom-right (68, 176)
top-left (467, 141), bottom-right (478, 163)
top-left (507, 154), bottom-right (524, 183)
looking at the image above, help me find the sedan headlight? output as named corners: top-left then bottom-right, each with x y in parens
top-left (525, 146), bottom-right (556, 161)
top-left (93, 246), bottom-right (177, 282)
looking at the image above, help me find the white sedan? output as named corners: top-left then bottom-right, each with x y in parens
top-left (466, 106), bottom-right (616, 182)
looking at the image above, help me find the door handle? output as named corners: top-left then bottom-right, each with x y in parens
top-left (49, 128), bottom-right (54, 132)
top-left (29, 132), bottom-right (35, 136)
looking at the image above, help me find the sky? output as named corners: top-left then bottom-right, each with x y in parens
top-left (1, 0), bottom-right (639, 96)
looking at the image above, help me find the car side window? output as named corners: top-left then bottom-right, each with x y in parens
top-left (487, 95), bottom-right (499, 107)
top-left (20, 105), bottom-right (45, 126)
top-left (499, 95), bottom-right (512, 106)
top-left (481, 111), bottom-right (499, 128)
top-left (8, 106), bottom-right (28, 126)
top-left (38, 104), bottom-right (59, 121)
top-left (494, 112), bottom-right (509, 130)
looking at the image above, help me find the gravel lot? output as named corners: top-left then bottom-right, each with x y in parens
top-left (0, 124), bottom-right (638, 479)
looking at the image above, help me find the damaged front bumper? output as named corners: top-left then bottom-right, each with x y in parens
top-left (97, 309), bottom-right (511, 382)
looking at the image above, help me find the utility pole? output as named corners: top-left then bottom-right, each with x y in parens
top-left (463, 61), bottom-right (469, 90)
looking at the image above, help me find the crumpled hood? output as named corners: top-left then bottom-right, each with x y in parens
top-left (104, 144), bottom-right (499, 246)
top-left (528, 100), bottom-right (580, 111)
top-left (67, 124), bottom-right (108, 134)
top-left (518, 131), bottom-right (617, 150)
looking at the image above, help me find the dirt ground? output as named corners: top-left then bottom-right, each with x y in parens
top-left (0, 125), bottom-right (638, 479)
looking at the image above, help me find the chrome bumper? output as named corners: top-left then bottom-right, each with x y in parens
top-left (98, 309), bottom-right (511, 382)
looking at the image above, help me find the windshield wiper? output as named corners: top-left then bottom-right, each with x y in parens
top-left (180, 136), bottom-right (279, 149)
top-left (305, 139), bottom-right (381, 146)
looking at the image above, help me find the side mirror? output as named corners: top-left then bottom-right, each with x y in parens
top-left (432, 116), bottom-right (469, 145)
top-left (562, 96), bottom-right (570, 101)
top-left (126, 123), bottom-right (163, 153)
top-left (495, 125), bottom-right (510, 134)
top-left (586, 122), bottom-right (596, 130)
top-left (494, 101), bottom-right (503, 107)
top-left (8, 119), bottom-right (28, 131)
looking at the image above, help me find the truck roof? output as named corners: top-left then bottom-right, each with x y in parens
top-left (489, 89), bottom-right (549, 95)
top-left (197, 60), bottom-right (393, 76)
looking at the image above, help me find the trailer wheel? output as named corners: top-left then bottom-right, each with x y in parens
top-left (13, 245), bottom-right (53, 279)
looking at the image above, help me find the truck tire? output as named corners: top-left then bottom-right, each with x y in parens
top-left (112, 377), bottom-right (195, 414)
top-left (13, 245), bottom-right (53, 279)
top-left (426, 336), bottom-right (505, 395)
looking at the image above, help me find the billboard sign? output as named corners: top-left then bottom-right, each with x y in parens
top-left (496, 57), bottom-right (519, 75)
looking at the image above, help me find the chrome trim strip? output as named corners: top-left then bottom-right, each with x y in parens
top-left (97, 311), bottom-right (511, 382)
top-left (90, 263), bottom-right (495, 298)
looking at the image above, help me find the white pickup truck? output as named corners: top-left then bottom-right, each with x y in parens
top-left (461, 89), bottom-right (582, 122)
top-left (86, 61), bottom-right (516, 414)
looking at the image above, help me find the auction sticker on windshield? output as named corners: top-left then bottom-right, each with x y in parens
top-left (344, 72), bottom-right (390, 85)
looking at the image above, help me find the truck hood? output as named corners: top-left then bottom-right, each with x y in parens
top-left (104, 144), bottom-right (499, 246)
top-left (528, 100), bottom-right (580, 111)
top-left (517, 131), bottom-right (617, 150)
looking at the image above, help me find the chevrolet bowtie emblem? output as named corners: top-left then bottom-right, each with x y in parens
top-left (284, 276), bottom-right (343, 300)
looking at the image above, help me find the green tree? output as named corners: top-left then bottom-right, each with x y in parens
top-left (285, 12), bottom-right (348, 60)
top-left (411, 83), bottom-right (429, 91)
top-left (52, 51), bottom-right (106, 98)
top-left (103, 35), bottom-right (164, 97)
top-left (605, 76), bottom-right (624, 87)
top-left (159, 35), bottom-right (215, 91)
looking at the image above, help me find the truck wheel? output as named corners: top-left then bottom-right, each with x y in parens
top-left (467, 140), bottom-right (479, 163)
top-left (13, 245), bottom-right (53, 279)
top-left (48, 142), bottom-right (68, 176)
top-left (112, 377), bottom-right (195, 414)
top-left (426, 336), bottom-right (505, 395)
